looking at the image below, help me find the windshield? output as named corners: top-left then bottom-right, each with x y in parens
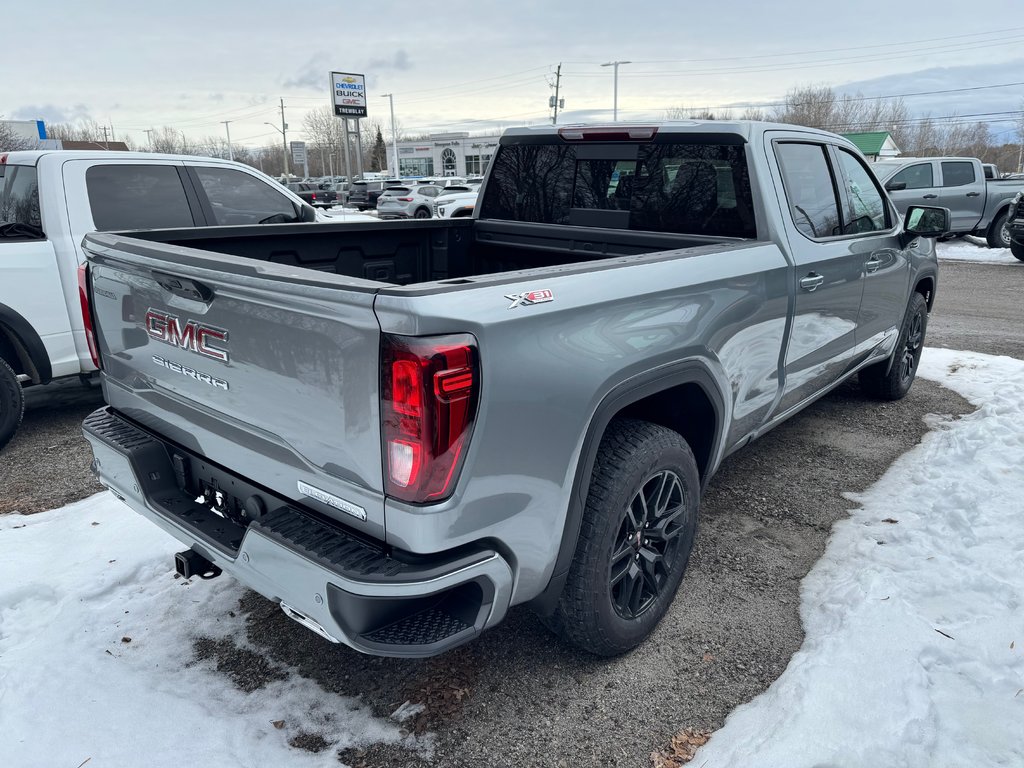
top-left (0, 164), bottom-right (42, 232)
top-left (871, 162), bottom-right (904, 179)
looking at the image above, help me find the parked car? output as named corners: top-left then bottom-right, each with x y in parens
top-left (347, 180), bottom-right (385, 210)
top-left (0, 150), bottom-right (374, 449)
top-left (376, 184), bottom-right (442, 219)
top-left (286, 182), bottom-right (337, 208)
top-left (873, 156), bottom-right (1023, 247)
top-left (433, 185), bottom-right (478, 218)
top-left (1006, 190), bottom-right (1024, 261)
top-left (80, 122), bottom-right (946, 659)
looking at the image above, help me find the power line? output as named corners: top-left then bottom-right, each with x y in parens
top-left (564, 25), bottom-right (1024, 67)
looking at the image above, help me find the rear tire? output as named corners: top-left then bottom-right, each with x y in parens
top-left (548, 418), bottom-right (699, 656)
top-left (986, 210), bottom-right (1010, 249)
top-left (1011, 239), bottom-right (1024, 262)
top-left (0, 357), bottom-right (26, 451)
top-left (858, 292), bottom-right (928, 401)
top-left (414, 208), bottom-right (431, 219)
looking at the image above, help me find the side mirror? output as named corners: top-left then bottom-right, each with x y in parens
top-left (298, 204), bottom-right (317, 222)
top-left (902, 205), bottom-right (950, 242)
top-left (885, 180), bottom-right (907, 192)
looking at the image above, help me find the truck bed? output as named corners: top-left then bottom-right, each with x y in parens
top-left (116, 218), bottom-right (741, 288)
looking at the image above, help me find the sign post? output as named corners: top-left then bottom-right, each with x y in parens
top-left (290, 141), bottom-right (308, 179)
top-left (330, 71), bottom-right (367, 182)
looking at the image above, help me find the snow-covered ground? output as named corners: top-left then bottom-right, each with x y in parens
top-left (2, 349), bottom-right (1021, 767)
top-left (936, 236), bottom-right (1019, 265)
top-left (695, 348), bottom-right (1024, 768)
top-left (0, 497), bottom-right (426, 767)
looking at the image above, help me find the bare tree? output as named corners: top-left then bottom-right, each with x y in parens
top-left (0, 118), bottom-right (33, 152)
top-left (665, 105), bottom-right (732, 121)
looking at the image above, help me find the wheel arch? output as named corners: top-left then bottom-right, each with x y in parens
top-left (529, 360), bottom-right (726, 614)
top-left (0, 302), bottom-right (52, 384)
top-left (914, 273), bottom-right (936, 311)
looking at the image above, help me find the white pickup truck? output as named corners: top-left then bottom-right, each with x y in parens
top-left (0, 150), bottom-right (373, 449)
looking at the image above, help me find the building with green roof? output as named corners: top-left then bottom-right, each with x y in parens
top-left (841, 131), bottom-right (901, 161)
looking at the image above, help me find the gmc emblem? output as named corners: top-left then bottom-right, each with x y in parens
top-left (145, 309), bottom-right (229, 363)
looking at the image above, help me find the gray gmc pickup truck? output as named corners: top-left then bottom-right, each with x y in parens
top-left (81, 122), bottom-right (947, 658)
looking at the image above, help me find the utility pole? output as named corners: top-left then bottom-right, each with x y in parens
top-left (221, 120), bottom-right (234, 161)
top-left (279, 98), bottom-right (289, 178)
top-left (551, 63), bottom-right (562, 125)
top-left (100, 125), bottom-right (110, 150)
top-left (381, 93), bottom-right (400, 177)
top-left (601, 60), bottom-right (631, 122)
top-left (144, 128), bottom-right (154, 150)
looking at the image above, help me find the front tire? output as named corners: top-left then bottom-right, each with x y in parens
top-left (986, 210), bottom-right (1010, 249)
top-left (0, 357), bottom-right (26, 451)
top-left (1011, 239), bottom-right (1024, 262)
top-left (859, 292), bottom-right (928, 401)
top-left (549, 419), bottom-right (699, 656)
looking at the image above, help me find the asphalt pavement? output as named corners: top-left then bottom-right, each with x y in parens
top-left (1, 257), bottom-right (1018, 766)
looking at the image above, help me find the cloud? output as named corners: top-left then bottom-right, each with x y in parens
top-left (11, 103), bottom-right (91, 124)
top-left (285, 49), bottom-right (414, 90)
top-left (208, 92), bottom-right (225, 102)
top-left (284, 54), bottom-right (334, 90)
top-left (367, 49), bottom-right (412, 72)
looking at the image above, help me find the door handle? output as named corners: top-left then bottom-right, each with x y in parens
top-left (799, 273), bottom-right (825, 292)
top-left (865, 256), bottom-right (882, 273)
top-left (923, 194), bottom-right (938, 199)
top-left (965, 191), bottom-right (980, 197)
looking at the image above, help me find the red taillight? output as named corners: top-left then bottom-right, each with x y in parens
top-left (381, 333), bottom-right (479, 503)
top-left (311, 192), bottom-right (317, 200)
top-left (77, 263), bottom-right (102, 370)
top-left (397, 197), bottom-right (413, 202)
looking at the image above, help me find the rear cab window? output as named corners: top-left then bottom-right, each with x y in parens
top-left (480, 136), bottom-right (757, 238)
top-left (193, 166), bottom-right (299, 225)
top-left (0, 163), bottom-right (43, 238)
top-left (941, 161), bottom-right (977, 187)
top-left (86, 165), bottom-right (195, 231)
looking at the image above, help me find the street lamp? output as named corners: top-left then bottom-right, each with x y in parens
top-left (381, 94), bottom-right (400, 179)
top-left (601, 61), bottom-right (631, 122)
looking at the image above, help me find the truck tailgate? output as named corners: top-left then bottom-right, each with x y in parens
top-left (82, 232), bottom-right (387, 539)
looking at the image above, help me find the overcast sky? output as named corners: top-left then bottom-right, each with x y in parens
top-left (3, 1), bottom-right (1023, 147)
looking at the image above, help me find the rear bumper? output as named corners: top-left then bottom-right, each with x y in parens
top-left (82, 407), bottom-right (513, 657)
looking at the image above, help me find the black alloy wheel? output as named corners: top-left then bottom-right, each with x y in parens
top-left (610, 469), bottom-right (687, 619)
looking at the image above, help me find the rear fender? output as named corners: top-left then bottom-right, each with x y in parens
top-left (528, 360), bottom-right (725, 614)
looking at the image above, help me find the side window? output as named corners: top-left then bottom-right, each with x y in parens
top-left (86, 165), bottom-right (195, 231)
top-left (194, 167), bottom-right (299, 225)
top-left (891, 163), bottom-right (933, 190)
top-left (775, 142), bottom-right (842, 239)
top-left (941, 161), bottom-right (976, 187)
top-left (835, 149), bottom-right (889, 234)
top-left (0, 164), bottom-right (42, 234)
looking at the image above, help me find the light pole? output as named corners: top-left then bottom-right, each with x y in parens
top-left (264, 122), bottom-right (288, 178)
top-left (221, 120), bottom-right (233, 161)
top-left (381, 93), bottom-right (400, 178)
top-left (601, 60), bottom-right (631, 122)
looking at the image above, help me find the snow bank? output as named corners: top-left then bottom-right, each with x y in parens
top-left (937, 237), bottom-right (1019, 265)
top-left (0, 495), bottom-right (419, 768)
top-left (693, 348), bottom-right (1024, 768)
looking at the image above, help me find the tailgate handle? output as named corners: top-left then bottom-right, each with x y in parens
top-left (153, 271), bottom-right (215, 303)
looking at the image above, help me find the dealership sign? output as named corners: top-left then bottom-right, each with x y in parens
top-left (330, 71), bottom-right (367, 118)
top-left (290, 141), bottom-right (307, 165)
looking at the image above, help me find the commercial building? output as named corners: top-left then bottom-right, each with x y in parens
top-left (385, 132), bottom-right (500, 178)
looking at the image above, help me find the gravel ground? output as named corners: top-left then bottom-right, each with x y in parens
top-left (0, 377), bottom-right (104, 514)
top-left (1, 258), bottom-right (1016, 766)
